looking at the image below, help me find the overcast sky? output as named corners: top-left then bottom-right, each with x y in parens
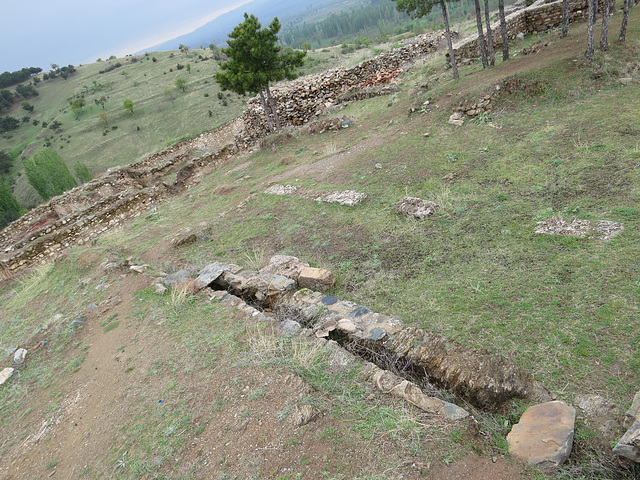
top-left (0, 0), bottom-right (252, 72)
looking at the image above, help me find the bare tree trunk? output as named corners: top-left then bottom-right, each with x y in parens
top-left (600, 0), bottom-right (611, 49)
top-left (441, 0), bottom-right (460, 80)
top-left (562, 0), bottom-right (570, 37)
top-left (258, 90), bottom-right (274, 134)
top-left (483, 0), bottom-right (496, 65)
top-left (585, 0), bottom-right (596, 58)
top-left (498, 0), bottom-right (509, 60)
top-left (619, 0), bottom-right (629, 42)
top-left (265, 85), bottom-right (281, 132)
top-left (474, 0), bottom-right (489, 67)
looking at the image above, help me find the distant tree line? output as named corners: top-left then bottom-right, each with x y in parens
top-left (42, 64), bottom-right (76, 81)
top-left (280, 0), bottom-right (412, 47)
top-left (0, 67), bottom-right (42, 89)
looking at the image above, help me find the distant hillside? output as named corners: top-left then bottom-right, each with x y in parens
top-left (144, 0), bottom-right (347, 51)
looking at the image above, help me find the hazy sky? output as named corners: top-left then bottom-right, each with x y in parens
top-left (0, 0), bottom-right (252, 72)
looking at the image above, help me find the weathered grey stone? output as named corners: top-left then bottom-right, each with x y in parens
top-left (298, 267), bottom-right (336, 291)
top-left (279, 319), bottom-right (301, 334)
top-left (321, 295), bottom-right (338, 305)
top-left (575, 394), bottom-right (621, 439)
top-left (348, 306), bottom-right (373, 318)
top-left (129, 264), bottom-right (148, 273)
top-left (162, 269), bottom-right (192, 286)
top-left (155, 283), bottom-right (168, 295)
top-left (259, 255), bottom-right (309, 281)
top-left (367, 327), bottom-right (386, 341)
top-left (507, 401), bottom-right (576, 471)
top-left (613, 421), bottom-right (640, 462)
top-left (624, 391), bottom-right (640, 429)
top-left (13, 348), bottom-right (27, 365)
top-left (369, 368), bottom-right (469, 420)
top-left (70, 316), bottom-right (87, 327)
top-left (393, 197), bottom-right (439, 219)
top-left (448, 111), bottom-right (465, 126)
top-left (195, 264), bottom-right (228, 289)
top-left (0, 367), bottom-right (14, 385)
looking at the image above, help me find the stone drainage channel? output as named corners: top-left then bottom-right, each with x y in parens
top-left (166, 258), bottom-right (555, 423)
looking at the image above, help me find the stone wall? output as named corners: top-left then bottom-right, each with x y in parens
top-left (0, 124), bottom-right (241, 280)
top-left (238, 30), bottom-right (452, 143)
top-left (452, 0), bottom-right (594, 60)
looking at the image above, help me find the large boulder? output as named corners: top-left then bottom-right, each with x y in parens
top-left (507, 401), bottom-right (576, 472)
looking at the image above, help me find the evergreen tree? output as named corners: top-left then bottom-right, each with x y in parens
top-left (215, 14), bottom-right (306, 133)
top-left (23, 148), bottom-right (77, 201)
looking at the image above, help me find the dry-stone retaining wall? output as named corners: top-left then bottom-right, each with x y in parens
top-left (0, 122), bottom-right (241, 280)
top-left (452, 0), bottom-right (596, 60)
top-left (237, 31), bottom-right (451, 144)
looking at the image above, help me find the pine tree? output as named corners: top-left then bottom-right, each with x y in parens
top-left (215, 14), bottom-right (306, 133)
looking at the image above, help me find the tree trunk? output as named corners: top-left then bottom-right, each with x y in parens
top-left (473, 0), bottom-right (489, 68)
top-left (561, 0), bottom-right (570, 37)
top-left (265, 85), bottom-right (282, 132)
top-left (441, 0), bottom-right (460, 80)
top-left (498, 0), bottom-right (509, 60)
top-left (600, 0), bottom-right (611, 49)
top-left (619, 0), bottom-right (629, 42)
top-left (258, 90), bottom-right (274, 134)
top-left (483, 0), bottom-right (496, 65)
top-left (585, 0), bottom-right (596, 58)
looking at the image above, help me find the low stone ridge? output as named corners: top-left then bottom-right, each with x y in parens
top-left (614, 390), bottom-right (640, 462)
top-left (393, 197), bottom-right (439, 219)
top-left (162, 269), bottom-right (192, 286)
top-left (507, 401), bottom-right (576, 472)
top-left (206, 287), bottom-right (469, 420)
top-left (534, 217), bottom-right (624, 241)
top-left (264, 184), bottom-right (367, 206)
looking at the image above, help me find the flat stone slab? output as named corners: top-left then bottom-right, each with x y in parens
top-left (534, 217), bottom-right (623, 241)
top-left (264, 184), bottom-right (367, 206)
top-left (507, 401), bottom-right (576, 471)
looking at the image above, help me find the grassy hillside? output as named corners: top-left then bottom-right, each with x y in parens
top-left (0, 40), bottom-right (405, 208)
top-left (0, 10), bottom-right (639, 480)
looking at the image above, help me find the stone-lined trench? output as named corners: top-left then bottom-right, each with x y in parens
top-left (165, 257), bottom-right (554, 421)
